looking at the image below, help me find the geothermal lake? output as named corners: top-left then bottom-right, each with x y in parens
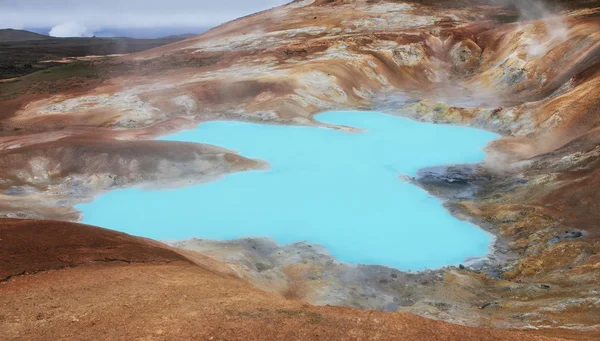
top-left (78, 111), bottom-right (498, 270)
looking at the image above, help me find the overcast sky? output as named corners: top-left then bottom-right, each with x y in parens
top-left (0, 0), bottom-right (290, 37)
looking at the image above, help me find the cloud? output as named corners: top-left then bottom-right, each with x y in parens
top-left (0, 0), bottom-right (290, 31)
top-left (49, 22), bottom-right (95, 37)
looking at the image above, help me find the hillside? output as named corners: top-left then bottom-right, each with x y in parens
top-left (0, 29), bottom-right (51, 43)
top-left (0, 32), bottom-right (196, 79)
top-left (0, 219), bottom-right (576, 341)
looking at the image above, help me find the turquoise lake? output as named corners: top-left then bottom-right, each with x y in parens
top-left (77, 111), bottom-right (498, 270)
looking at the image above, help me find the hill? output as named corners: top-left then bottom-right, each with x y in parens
top-left (0, 33), bottom-right (196, 79)
top-left (0, 219), bottom-right (573, 341)
top-left (0, 29), bottom-right (51, 43)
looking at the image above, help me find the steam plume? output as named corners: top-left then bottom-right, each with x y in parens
top-left (49, 22), bottom-right (95, 38)
top-left (495, 0), bottom-right (568, 56)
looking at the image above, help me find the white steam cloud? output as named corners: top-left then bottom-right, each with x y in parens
top-left (495, 0), bottom-right (568, 57)
top-left (49, 22), bottom-right (95, 37)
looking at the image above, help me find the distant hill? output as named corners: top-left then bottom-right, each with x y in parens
top-left (0, 29), bottom-right (51, 43)
top-left (0, 33), bottom-right (197, 79)
top-left (162, 33), bottom-right (198, 40)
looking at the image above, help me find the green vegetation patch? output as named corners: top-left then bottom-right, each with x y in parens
top-left (0, 61), bottom-right (101, 101)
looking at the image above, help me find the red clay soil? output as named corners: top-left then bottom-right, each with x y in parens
top-left (0, 219), bottom-right (578, 341)
top-left (0, 219), bottom-right (190, 282)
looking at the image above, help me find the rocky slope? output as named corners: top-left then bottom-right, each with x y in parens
top-left (0, 0), bottom-right (599, 338)
top-left (0, 219), bottom-right (583, 341)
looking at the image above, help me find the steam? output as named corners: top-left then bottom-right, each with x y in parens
top-left (495, 0), bottom-right (568, 57)
top-left (49, 22), bottom-right (95, 38)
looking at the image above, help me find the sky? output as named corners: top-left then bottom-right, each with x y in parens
top-left (0, 0), bottom-right (290, 38)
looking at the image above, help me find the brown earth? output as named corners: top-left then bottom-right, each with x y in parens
top-left (0, 219), bottom-right (585, 341)
top-left (0, 0), bottom-right (599, 338)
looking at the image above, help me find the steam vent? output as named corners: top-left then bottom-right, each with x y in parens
top-left (1, 0), bottom-right (599, 340)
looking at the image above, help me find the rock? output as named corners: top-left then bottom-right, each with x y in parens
top-left (549, 230), bottom-right (584, 244)
top-left (479, 302), bottom-right (502, 310)
top-left (255, 262), bottom-right (270, 272)
top-left (449, 39), bottom-right (482, 74)
top-left (416, 165), bottom-right (489, 187)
